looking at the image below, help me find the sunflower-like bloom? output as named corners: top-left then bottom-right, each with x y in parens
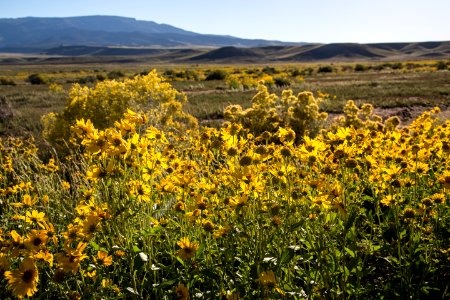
top-left (177, 237), bottom-right (199, 260)
top-left (71, 118), bottom-right (96, 139)
top-left (106, 128), bottom-right (127, 155)
top-left (22, 194), bottom-right (38, 207)
top-left (129, 180), bottom-right (152, 203)
top-left (438, 170), bottom-right (450, 189)
top-left (94, 250), bottom-right (113, 267)
top-left (42, 221), bottom-right (58, 245)
top-left (4, 258), bottom-right (39, 298)
top-left (8, 230), bottom-right (24, 258)
top-left (62, 223), bottom-right (83, 243)
top-left (41, 158), bottom-right (59, 173)
top-left (114, 118), bottom-right (136, 136)
top-left (81, 215), bottom-right (102, 239)
top-left (124, 109), bottom-right (148, 125)
top-left (24, 230), bottom-right (48, 253)
top-left (22, 210), bottom-right (47, 228)
top-left (34, 250), bottom-right (54, 267)
top-left (55, 242), bottom-right (88, 273)
top-left (277, 127), bottom-right (296, 145)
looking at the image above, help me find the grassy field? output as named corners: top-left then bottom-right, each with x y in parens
top-left (0, 60), bottom-right (449, 138)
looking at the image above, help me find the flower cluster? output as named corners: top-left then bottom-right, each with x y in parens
top-left (224, 84), bottom-right (328, 142)
top-left (41, 70), bottom-right (197, 152)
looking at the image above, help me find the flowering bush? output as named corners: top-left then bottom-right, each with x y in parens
top-left (42, 70), bottom-right (197, 149)
top-left (224, 84), bottom-right (328, 142)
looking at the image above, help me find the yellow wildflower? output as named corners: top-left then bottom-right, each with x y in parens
top-left (177, 237), bottom-right (199, 260)
top-left (4, 258), bottom-right (39, 299)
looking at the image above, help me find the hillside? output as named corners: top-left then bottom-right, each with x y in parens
top-left (190, 46), bottom-right (264, 61)
top-left (0, 16), bottom-right (303, 51)
top-left (1, 41), bottom-right (449, 65)
top-left (187, 41), bottom-right (450, 62)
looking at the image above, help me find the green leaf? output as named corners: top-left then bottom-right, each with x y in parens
top-left (344, 247), bottom-right (356, 258)
top-left (196, 243), bottom-right (206, 257)
top-left (303, 240), bottom-right (313, 250)
top-left (149, 226), bottom-right (163, 235)
top-left (344, 210), bottom-right (357, 232)
top-left (90, 241), bottom-right (99, 251)
top-left (370, 244), bottom-right (381, 253)
top-left (383, 256), bottom-right (399, 265)
top-left (344, 265), bottom-right (350, 279)
top-left (176, 256), bottom-right (185, 266)
top-left (399, 229), bottom-right (407, 239)
top-left (158, 279), bottom-right (177, 288)
top-left (280, 248), bottom-right (296, 265)
top-left (290, 221), bottom-right (303, 231)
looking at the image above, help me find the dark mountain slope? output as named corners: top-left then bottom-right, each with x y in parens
top-left (0, 16), bottom-right (304, 51)
top-left (286, 43), bottom-right (384, 61)
top-left (190, 46), bottom-right (263, 60)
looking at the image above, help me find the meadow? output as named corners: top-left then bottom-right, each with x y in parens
top-left (1, 60), bottom-right (450, 299)
top-left (1, 60), bottom-right (449, 137)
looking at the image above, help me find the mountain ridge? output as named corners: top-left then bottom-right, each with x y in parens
top-left (0, 15), bottom-right (304, 50)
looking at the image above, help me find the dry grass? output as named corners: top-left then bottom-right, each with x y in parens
top-left (0, 61), bottom-right (449, 139)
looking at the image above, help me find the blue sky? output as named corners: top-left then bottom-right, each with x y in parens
top-left (1, 0), bottom-right (449, 43)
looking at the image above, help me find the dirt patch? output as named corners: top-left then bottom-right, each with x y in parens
top-left (374, 106), bottom-right (422, 123)
top-left (374, 105), bottom-right (450, 125)
top-left (327, 105), bottom-right (449, 128)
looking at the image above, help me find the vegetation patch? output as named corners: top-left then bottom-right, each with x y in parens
top-left (1, 66), bottom-right (450, 298)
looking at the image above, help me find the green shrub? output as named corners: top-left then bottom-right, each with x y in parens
top-left (163, 69), bottom-right (175, 77)
top-left (183, 70), bottom-right (200, 81)
top-left (262, 66), bottom-right (278, 75)
top-left (96, 74), bottom-right (106, 81)
top-left (436, 61), bottom-right (448, 70)
top-left (205, 69), bottom-right (228, 81)
top-left (245, 68), bottom-right (259, 75)
top-left (76, 76), bottom-right (97, 84)
top-left (290, 68), bottom-right (302, 77)
top-left (354, 64), bottom-right (367, 72)
top-left (302, 67), bottom-right (315, 75)
top-left (392, 62), bottom-right (403, 69)
top-left (318, 65), bottom-right (333, 73)
top-left (274, 76), bottom-right (291, 87)
top-left (107, 70), bottom-right (125, 80)
top-left (27, 73), bottom-right (47, 85)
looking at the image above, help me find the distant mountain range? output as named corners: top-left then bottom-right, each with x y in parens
top-left (0, 15), bottom-right (303, 51)
top-left (0, 16), bottom-right (448, 63)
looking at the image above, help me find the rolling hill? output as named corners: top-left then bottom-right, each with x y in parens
top-left (188, 42), bottom-right (450, 62)
top-left (1, 41), bottom-right (449, 65)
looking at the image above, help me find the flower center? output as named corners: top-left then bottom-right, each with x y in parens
top-left (33, 237), bottom-right (42, 246)
top-left (22, 270), bottom-right (34, 283)
top-left (88, 224), bottom-right (97, 233)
